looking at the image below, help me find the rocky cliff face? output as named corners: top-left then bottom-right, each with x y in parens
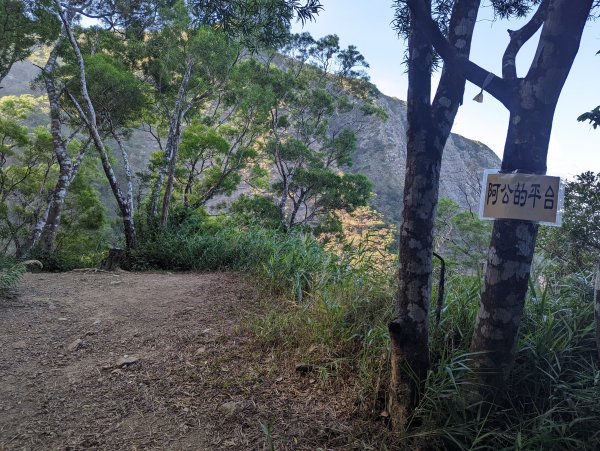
top-left (2, 61), bottom-right (501, 224)
top-left (344, 93), bottom-right (500, 223)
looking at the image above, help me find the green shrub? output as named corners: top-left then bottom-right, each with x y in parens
top-left (26, 246), bottom-right (105, 272)
top-left (131, 217), bottom-right (333, 301)
top-left (0, 256), bottom-right (26, 294)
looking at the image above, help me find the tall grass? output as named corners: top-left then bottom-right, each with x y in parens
top-left (403, 268), bottom-right (600, 450)
top-left (0, 256), bottom-right (26, 295)
top-left (133, 216), bottom-right (600, 449)
top-left (131, 221), bottom-right (334, 301)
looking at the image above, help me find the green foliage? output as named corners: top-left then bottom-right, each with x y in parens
top-left (143, 24), bottom-right (237, 100)
top-left (25, 156), bottom-right (110, 271)
top-left (578, 106), bottom-right (600, 129)
top-left (250, 237), bottom-right (600, 448)
top-left (0, 95), bottom-right (55, 254)
top-left (231, 194), bottom-right (283, 229)
top-left (261, 33), bottom-right (379, 231)
top-left (186, 0), bottom-right (322, 49)
top-left (537, 172), bottom-right (600, 274)
top-left (54, 160), bottom-right (110, 268)
top-left (435, 197), bottom-right (492, 271)
top-left (172, 59), bottom-right (272, 208)
top-left (60, 51), bottom-right (147, 132)
top-left (0, 256), bottom-right (25, 294)
top-left (0, 0), bottom-right (60, 84)
top-left (132, 217), bottom-right (332, 301)
top-left (401, 268), bottom-right (600, 450)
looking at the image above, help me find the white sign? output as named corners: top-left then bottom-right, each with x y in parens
top-left (479, 170), bottom-right (564, 226)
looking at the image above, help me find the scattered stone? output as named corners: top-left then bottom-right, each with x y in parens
top-left (116, 355), bottom-right (140, 367)
top-left (218, 401), bottom-right (242, 417)
top-left (13, 341), bottom-right (27, 350)
top-left (67, 339), bottom-right (84, 352)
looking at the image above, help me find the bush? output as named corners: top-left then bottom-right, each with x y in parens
top-left (26, 246), bottom-right (105, 272)
top-left (131, 217), bottom-right (333, 301)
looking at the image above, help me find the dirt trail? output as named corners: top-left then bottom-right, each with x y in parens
top-left (0, 271), bottom-right (354, 450)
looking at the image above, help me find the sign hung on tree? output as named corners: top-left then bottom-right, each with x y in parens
top-left (479, 170), bottom-right (564, 226)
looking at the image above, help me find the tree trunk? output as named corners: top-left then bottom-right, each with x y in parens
top-left (595, 258), bottom-right (600, 361)
top-left (59, 6), bottom-right (137, 250)
top-left (470, 0), bottom-right (592, 391)
top-left (38, 178), bottom-right (70, 251)
top-left (91, 129), bottom-right (137, 249)
top-left (183, 159), bottom-right (198, 208)
top-left (160, 126), bottom-right (182, 227)
top-left (387, 2), bottom-right (434, 430)
top-left (153, 58), bottom-right (193, 225)
top-left (388, 0), bottom-right (480, 430)
top-left (470, 219), bottom-right (538, 389)
top-left (30, 37), bottom-right (73, 252)
top-left (112, 130), bottom-right (135, 236)
top-left (100, 248), bottom-right (126, 271)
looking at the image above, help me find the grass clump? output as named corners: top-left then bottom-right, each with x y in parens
top-left (0, 256), bottom-right (26, 294)
top-left (131, 213), bottom-right (334, 301)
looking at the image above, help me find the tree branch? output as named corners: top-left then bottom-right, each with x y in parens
top-left (405, 0), bottom-right (514, 110)
top-left (502, 0), bottom-right (549, 79)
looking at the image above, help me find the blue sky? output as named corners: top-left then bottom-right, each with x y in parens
top-left (292, 0), bottom-right (600, 180)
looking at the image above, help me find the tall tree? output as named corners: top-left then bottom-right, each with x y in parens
top-left (56, 5), bottom-right (144, 249)
top-left (139, 0), bottom-right (322, 226)
top-left (406, 0), bottom-right (594, 394)
top-left (262, 34), bottom-right (378, 232)
top-left (388, 0), bottom-right (485, 428)
top-left (29, 26), bottom-right (90, 253)
top-left (175, 59), bottom-right (275, 209)
top-left (141, 18), bottom-right (239, 226)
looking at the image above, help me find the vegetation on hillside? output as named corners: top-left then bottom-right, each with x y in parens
top-left (1, 1), bottom-right (600, 449)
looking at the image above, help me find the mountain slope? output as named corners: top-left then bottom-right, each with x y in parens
top-left (2, 60), bottom-right (500, 223)
top-left (340, 93), bottom-right (500, 222)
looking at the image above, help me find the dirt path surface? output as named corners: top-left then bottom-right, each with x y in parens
top-left (0, 271), bottom-right (355, 450)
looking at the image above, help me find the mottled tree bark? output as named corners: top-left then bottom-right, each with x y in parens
top-left (388, 5), bottom-right (434, 428)
top-left (406, 0), bottom-right (592, 398)
top-left (59, 6), bottom-right (137, 250)
top-left (153, 58), bottom-right (193, 226)
top-left (470, 0), bottom-right (592, 390)
top-left (388, 0), bottom-right (480, 430)
top-left (30, 35), bottom-right (76, 253)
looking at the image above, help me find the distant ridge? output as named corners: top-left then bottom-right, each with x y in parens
top-left (2, 60), bottom-right (500, 223)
